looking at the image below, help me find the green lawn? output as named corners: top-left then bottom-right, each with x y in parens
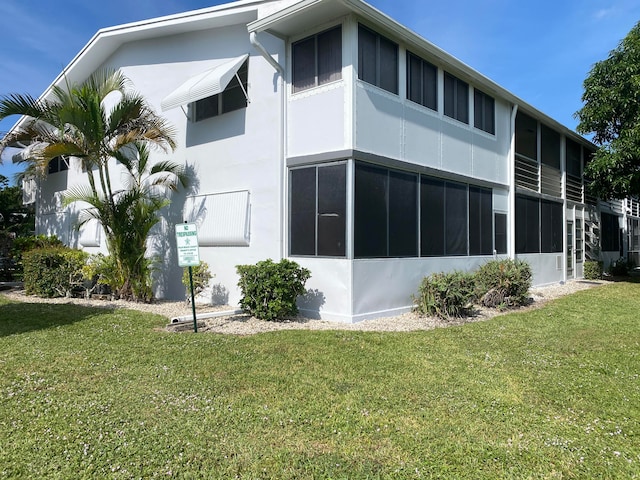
top-left (1, 282), bottom-right (639, 479)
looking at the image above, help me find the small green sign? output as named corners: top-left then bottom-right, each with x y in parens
top-left (176, 223), bottom-right (200, 267)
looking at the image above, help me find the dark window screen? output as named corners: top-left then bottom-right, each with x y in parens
top-left (445, 181), bottom-right (468, 255)
top-left (379, 35), bottom-right (398, 94)
top-left (566, 139), bottom-right (582, 178)
top-left (515, 112), bottom-right (537, 160)
top-left (516, 195), bottom-right (540, 253)
top-left (358, 25), bottom-right (378, 86)
top-left (601, 212), bottom-right (620, 252)
top-left (290, 168), bottom-right (317, 255)
top-left (541, 124), bottom-right (561, 169)
top-left (495, 213), bottom-right (507, 254)
top-left (389, 170), bottom-right (418, 256)
top-left (444, 72), bottom-right (468, 123)
top-left (317, 165), bottom-right (346, 256)
top-left (355, 163), bottom-right (388, 257)
top-left (317, 27), bottom-right (342, 85)
top-left (541, 200), bottom-right (563, 253)
top-left (474, 89), bottom-right (495, 135)
top-left (420, 176), bottom-right (445, 256)
top-left (469, 186), bottom-right (493, 255)
top-left (292, 36), bottom-right (316, 92)
top-left (407, 52), bottom-right (437, 110)
top-left (358, 24), bottom-right (398, 94)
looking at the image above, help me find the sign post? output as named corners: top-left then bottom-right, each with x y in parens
top-left (175, 222), bottom-right (200, 332)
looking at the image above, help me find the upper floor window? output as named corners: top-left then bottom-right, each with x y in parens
top-left (358, 24), bottom-right (398, 94)
top-left (292, 26), bottom-right (342, 93)
top-left (407, 52), bottom-right (437, 111)
top-left (541, 124), bottom-right (561, 169)
top-left (48, 156), bottom-right (69, 175)
top-left (193, 60), bottom-right (248, 122)
top-left (444, 72), bottom-right (469, 124)
top-left (474, 88), bottom-right (495, 135)
top-left (565, 138), bottom-right (582, 178)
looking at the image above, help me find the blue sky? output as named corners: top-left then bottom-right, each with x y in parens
top-left (1, 0), bottom-right (639, 182)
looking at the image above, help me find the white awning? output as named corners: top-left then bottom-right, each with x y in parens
top-left (161, 53), bottom-right (249, 112)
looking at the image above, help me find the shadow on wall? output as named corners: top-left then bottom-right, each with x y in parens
top-left (149, 163), bottom-right (201, 301)
top-left (297, 288), bottom-right (326, 319)
top-left (186, 108), bottom-right (246, 148)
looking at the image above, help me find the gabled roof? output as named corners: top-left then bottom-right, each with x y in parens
top-left (7, 0), bottom-right (592, 149)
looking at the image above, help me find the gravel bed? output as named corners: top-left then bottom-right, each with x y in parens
top-left (1, 279), bottom-right (607, 335)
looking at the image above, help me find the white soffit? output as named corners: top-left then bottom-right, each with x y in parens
top-left (161, 53), bottom-right (249, 112)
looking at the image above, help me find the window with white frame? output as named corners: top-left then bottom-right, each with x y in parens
top-left (48, 156), bottom-right (69, 175)
top-left (358, 24), bottom-right (398, 94)
top-left (444, 72), bottom-right (469, 124)
top-left (292, 26), bottom-right (342, 93)
top-left (193, 60), bottom-right (248, 122)
top-left (407, 52), bottom-right (437, 111)
top-left (474, 88), bottom-right (495, 134)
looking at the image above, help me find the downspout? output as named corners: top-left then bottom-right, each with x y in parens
top-left (509, 103), bottom-right (519, 260)
top-left (249, 31), bottom-right (286, 260)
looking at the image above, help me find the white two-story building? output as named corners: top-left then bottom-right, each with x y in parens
top-left (10, 0), bottom-right (637, 321)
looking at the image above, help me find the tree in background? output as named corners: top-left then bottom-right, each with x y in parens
top-left (0, 70), bottom-right (187, 301)
top-left (576, 21), bottom-right (640, 199)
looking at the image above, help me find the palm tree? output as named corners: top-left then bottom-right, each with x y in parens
top-left (0, 69), bottom-right (187, 301)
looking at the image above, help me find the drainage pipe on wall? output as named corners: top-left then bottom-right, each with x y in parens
top-left (249, 31), bottom-right (287, 261)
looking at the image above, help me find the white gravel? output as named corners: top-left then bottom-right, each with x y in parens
top-left (1, 279), bottom-right (607, 335)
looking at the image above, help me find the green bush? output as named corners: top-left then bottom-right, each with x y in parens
top-left (414, 271), bottom-right (476, 319)
top-left (81, 254), bottom-right (119, 297)
top-left (182, 261), bottom-right (213, 302)
top-left (608, 257), bottom-right (629, 276)
top-left (584, 260), bottom-right (604, 280)
top-left (236, 259), bottom-right (311, 321)
top-left (475, 259), bottom-right (532, 307)
top-left (23, 247), bottom-right (88, 298)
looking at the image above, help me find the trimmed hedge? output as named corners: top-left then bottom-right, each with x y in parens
top-left (584, 260), bottom-right (603, 280)
top-left (23, 247), bottom-right (88, 298)
top-left (236, 259), bottom-right (311, 321)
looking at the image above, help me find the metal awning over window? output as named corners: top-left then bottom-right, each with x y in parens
top-left (161, 53), bottom-right (249, 112)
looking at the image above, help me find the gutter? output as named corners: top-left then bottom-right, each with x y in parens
top-left (249, 31), bottom-right (287, 261)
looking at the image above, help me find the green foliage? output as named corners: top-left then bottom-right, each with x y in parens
top-left (0, 70), bottom-right (185, 303)
top-left (182, 261), bottom-right (213, 301)
top-left (414, 271), bottom-right (476, 318)
top-left (236, 258), bottom-right (311, 321)
top-left (82, 254), bottom-right (119, 296)
top-left (576, 21), bottom-right (640, 199)
top-left (0, 183), bottom-right (34, 236)
top-left (475, 259), bottom-right (532, 307)
top-left (608, 257), bottom-right (630, 276)
top-left (584, 260), bottom-right (604, 280)
top-left (22, 247), bottom-right (88, 297)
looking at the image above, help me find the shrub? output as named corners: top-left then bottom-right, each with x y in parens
top-left (182, 261), bottom-right (213, 303)
top-left (236, 258), bottom-right (311, 321)
top-left (23, 247), bottom-right (88, 298)
top-left (474, 259), bottom-right (532, 307)
top-left (608, 257), bottom-right (629, 276)
top-left (414, 271), bottom-right (476, 319)
top-left (81, 254), bottom-right (118, 297)
top-left (584, 260), bottom-right (603, 280)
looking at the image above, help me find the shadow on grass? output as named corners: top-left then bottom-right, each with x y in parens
top-left (0, 300), bottom-right (115, 337)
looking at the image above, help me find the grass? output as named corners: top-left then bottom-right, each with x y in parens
top-left (0, 282), bottom-right (639, 479)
